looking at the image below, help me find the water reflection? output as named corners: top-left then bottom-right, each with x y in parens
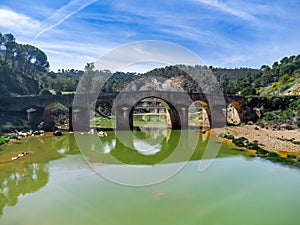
top-left (0, 163), bottom-right (48, 217)
top-left (77, 128), bottom-right (250, 167)
top-left (133, 128), bottom-right (170, 155)
top-left (0, 134), bottom-right (79, 218)
top-left (0, 129), bottom-right (253, 217)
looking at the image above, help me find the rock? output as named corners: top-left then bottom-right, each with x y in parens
top-left (33, 130), bottom-right (41, 135)
top-left (53, 130), bottom-right (63, 136)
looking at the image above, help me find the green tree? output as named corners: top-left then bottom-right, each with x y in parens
top-left (240, 86), bottom-right (257, 96)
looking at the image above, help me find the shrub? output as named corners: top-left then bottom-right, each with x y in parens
top-left (233, 137), bottom-right (246, 147)
top-left (280, 74), bottom-right (292, 85)
top-left (268, 152), bottom-right (279, 157)
top-left (271, 82), bottom-right (279, 89)
top-left (285, 125), bottom-right (293, 130)
top-left (287, 154), bottom-right (297, 159)
top-left (247, 142), bottom-right (260, 150)
top-left (225, 134), bottom-right (235, 140)
top-left (256, 148), bottom-right (269, 155)
top-left (0, 136), bottom-right (8, 145)
top-left (218, 133), bottom-right (226, 138)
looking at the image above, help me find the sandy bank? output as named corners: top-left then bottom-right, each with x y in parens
top-left (220, 125), bottom-right (300, 153)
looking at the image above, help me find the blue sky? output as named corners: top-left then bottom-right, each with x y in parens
top-left (0, 0), bottom-right (300, 72)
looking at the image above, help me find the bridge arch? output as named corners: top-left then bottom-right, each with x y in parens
top-left (113, 91), bottom-right (193, 130)
top-left (226, 101), bottom-right (243, 125)
top-left (129, 96), bottom-right (175, 130)
top-left (188, 100), bottom-right (211, 129)
top-left (42, 102), bottom-right (69, 131)
top-left (129, 96), bottom-right (180, 130)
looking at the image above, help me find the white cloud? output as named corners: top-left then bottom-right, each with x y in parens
top-left (194, 0), bottom-right (255, 21)
top-left (35, 0), bottom-right (97, 39)
top-left (93, 41), bottom-right (205, 72)
top-left (0, 8), bottom-right (40, 34)
top-left (31, 40), bottom-right (115, 71)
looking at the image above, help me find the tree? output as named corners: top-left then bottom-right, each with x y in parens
top-left (240, 86), bottom-right (257, 96)
top-left (260, 65), bottom-right (270, 71)
top-left (3, 33), bottom-right (16, 65)
top-left (77, 63), bottom-right (95, 93)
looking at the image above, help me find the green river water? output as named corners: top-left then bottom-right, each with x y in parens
top-left (0, 129), bottom-right (299, 225)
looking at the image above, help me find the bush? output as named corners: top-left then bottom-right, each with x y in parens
top-left (280, 74), bottom-right (292, 85)
top-left (233, 138), bottom-right (246, 147)
top-left (287, 154), bottom-right (297, 159)
top-left (218, 133), bottom-right (226, 138)
top-left (256, 148), bottom-right (269, 155)
top-left (268, 152), bottom-right (279, 157)
top-left (0, 136), bottom-right (8, 145)
top-left (225, 134), bottom-right (235, 140)
top-left (246, 142), bottom-right (260, 150)
top-left (271, 82), bottom-right (279, 89)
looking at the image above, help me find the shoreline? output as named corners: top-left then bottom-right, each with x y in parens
top-left (220, 125), bottom-right (300, 154)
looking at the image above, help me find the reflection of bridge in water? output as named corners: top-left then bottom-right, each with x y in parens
top-left (0, 91), bottom-right (260, 131)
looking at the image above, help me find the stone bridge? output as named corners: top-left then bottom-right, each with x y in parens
top-left (0, 91), bottom-right (258, 131)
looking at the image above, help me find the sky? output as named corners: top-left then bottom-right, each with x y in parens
top-left (0, 0), bottom-right (300, 72)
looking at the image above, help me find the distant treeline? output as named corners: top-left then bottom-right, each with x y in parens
top-left (1, 33), bottom-right (299, 96)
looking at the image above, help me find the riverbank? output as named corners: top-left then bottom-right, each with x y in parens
top-left (221, 125), bottom-right (300, 154)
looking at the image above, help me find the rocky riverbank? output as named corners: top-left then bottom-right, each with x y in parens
top-left (222, 125), bottom-right (300, 153)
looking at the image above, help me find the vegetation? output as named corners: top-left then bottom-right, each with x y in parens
top-left (1, 32), bottom-right (299, 98)
top-left (0, 33), bottom-right (49, 96)
top-left (218, 54), bottom-right (300, 96)
top-left (0, 136), bottom-right (8, 145)
top-left (219, 133), bottom-right (300, 168)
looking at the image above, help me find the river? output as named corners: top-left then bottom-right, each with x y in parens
top-left (0, 129), bottom-right (300, 225)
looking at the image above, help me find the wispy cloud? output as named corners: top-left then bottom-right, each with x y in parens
top-left (194, 0), bottom-right (255, 21)
top-left (0, 8), bottom-right (40, 34)
top-left (35, 0), bottom-right (97, 39)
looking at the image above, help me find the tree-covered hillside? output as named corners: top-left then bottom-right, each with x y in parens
top-left (0, 33), bottom-right (49, 96)
top-left (219, 54), bottom-right (300, 95)
top-left (1, 33), bottom-right (299, 97)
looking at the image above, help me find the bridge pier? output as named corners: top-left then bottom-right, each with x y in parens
top-left (171, 105), bottom-right (188, 130)
top-left (210, 105), bottom-right (226, 128)
top-left (72, 107), bottom-right (90, 132)
top-left (115, 105), bottom-right (132, 130)
top-left (69, 107), bottom-right (73, 131)
top-left (26, 108), bottom-right (43, 130)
